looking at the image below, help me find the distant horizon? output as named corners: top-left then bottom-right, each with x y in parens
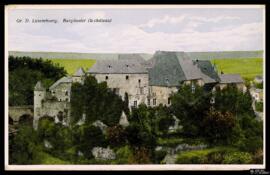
top-left (8, 49), bottom-right (264, 55)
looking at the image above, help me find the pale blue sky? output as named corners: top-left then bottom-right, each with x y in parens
top-left (8, 6), bottom-right (264, 53)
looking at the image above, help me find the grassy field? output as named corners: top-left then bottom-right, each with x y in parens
top-left (47, 57), bottom-right (263, 81)
top-left (211, 58), bottom-right (263, 81)
top-left (38, 151), bottom-right (71, 164)
top-left (49, 58), bottom-right (96, 75)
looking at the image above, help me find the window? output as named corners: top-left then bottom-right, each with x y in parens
top-left (65, 91), bottom-right (68, 96)
top-left (191, 82), bottom-right (195, 93)
top-left (138, 79), bottom-right (141, 83)
top-left (134, 101), bottom-right (137, 107)
top-left (168, 98), bottom-right (171, 105)
top-left (112, 88), bottom-right (120, 95)
top-left (147, 98), bottom-right (150, 106)
top-left (66, 98), bottom-right (69, 102)
top-left (105, 76), bottom-right (108, 80)
top-left (140, 87), bottom-right (144, 94)
top-left (153, 99), bottom-right (156, 106)
top-left (126, 75), bottom-right (129, 80)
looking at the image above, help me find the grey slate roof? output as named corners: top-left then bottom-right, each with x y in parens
top-left (176, 52), bottom-right (202, 80)
top-left (73, 67), bottom-right (85, 76)
top-left (34, 81), bottom-right (45, 91)
top-left (49, 76), bottom-right (72, 90)
top-left (196, 60), bottom-right (220, 83)
top-left (88, 60), bottom-right (148, 74)
top-left (219, 74), bottom-right (244, 84)
top-left (148, 51), bottom-right (186, 86)
top-left (148, 51), bottom-right (221, 86)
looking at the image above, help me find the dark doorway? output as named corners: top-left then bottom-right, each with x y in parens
top-left (18, 114), bottom-right (33, 126)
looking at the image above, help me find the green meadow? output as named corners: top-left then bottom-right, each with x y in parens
top-left (49, 58), bottom-right (96, 75)
top-left (47, 57), bottom-right (263, 81)
top-left (211, 58), bottom-right (263, 81)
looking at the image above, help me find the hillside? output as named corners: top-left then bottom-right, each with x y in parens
top-left (8, 50), bottom-right (263, 60)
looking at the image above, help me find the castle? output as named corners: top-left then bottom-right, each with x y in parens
top-left (33, 51), bottom-right (246, 129)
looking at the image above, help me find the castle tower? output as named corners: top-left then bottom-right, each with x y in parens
top-left (33, 81), bottom-right (46, 129)
top-left (72, 67), bottom-right (85, 83)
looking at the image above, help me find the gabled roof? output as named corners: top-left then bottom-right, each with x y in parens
top-left (87, 60), bottom-right (148, 74)
top-left (196, 60), bottom-right (220, 84)
top-left (148, 51), bottom-right (221, 86)
top-left (176, 52), bottom-right (202, 80)
top-left (73, 67), bottom-right (85, 76)
top-left (148, 51), bottom-right (186, 86)
top-left (49, 76), bottom-right (72, 90)
top-left (34, 81), bottom-right (45, 91)
top-left (219, 74), bottom-right (244, 84)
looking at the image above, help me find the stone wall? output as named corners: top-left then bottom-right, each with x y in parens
top-left (34, 100), bottom-right (70, 128)
top-left (149, 86), bottom-right (178, 106)
top-left (93, 73), bottom-right (149, 107)
top-left (183, 79), bottom-right (205, 86)
top-left (50, 83), bottom-right (72, 102)
top-left (215, 83), bottom-right (247, 92)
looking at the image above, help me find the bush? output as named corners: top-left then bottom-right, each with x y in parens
top-left (202, 108), bottom-right (236, 145)
top-left (154, 150), bottom-right (167, 164)
top-left (114, 146), bottom-right (134, 164)
top-left (157, 137), bottom-right (183, 147)
top-left (176, 147), bottom-right (238, 164)
top-left (106, 125), bottom-right (126, 148)
top-left (252, 149), bottom-right (263, 164)
top-left (176, 149), bottom-right (212, 164)
top-left (222, 152), bottom-right (252, 164)
top-left (255, 101), bottom-right (263, 112)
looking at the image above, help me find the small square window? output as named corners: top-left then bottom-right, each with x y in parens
top-left (168, 98), bottom-right (171, 105)
top-left (105, 76), bottom-right (108, 80)
top-left (147, 98), bottom-right (150, 106)
top-left (138, 79), bottom-right (141, 83)
top-left (126, 75), bottom-right (129, 80)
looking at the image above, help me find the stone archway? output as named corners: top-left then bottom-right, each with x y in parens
top-left (18, 114), bottom-right (33, 125)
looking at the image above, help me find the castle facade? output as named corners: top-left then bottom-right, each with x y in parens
top-left (33, 51), bottom-right (246, 128)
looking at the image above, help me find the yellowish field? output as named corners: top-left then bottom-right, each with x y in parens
top-left (49, 58), bottom-right (96, 75)
top-left (211, 58), bottom-right (263, 81)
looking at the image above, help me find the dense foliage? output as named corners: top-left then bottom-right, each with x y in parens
top-left (70, 75), bottom-right (124, 126)
top-left (9, 56), bottom-right (263, 164)
top-left (9, 56), bottom-right (67, 106)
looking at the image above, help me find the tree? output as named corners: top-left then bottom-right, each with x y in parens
top-left (70, 75), bottom-right (124, 127)
top-left (9, 125), bottom-right (41, 164)
top-left (106, 125), bottom-right (126, 148)
top-left (170, 84), bottom-right (211, 136)
top-left (73, 125), bottom-right (107, 159)
top-left (213, 85), bottom-right (254, 116)
top-left (9, 56), bottom-right (67, 106)
top-left (202, 107), bottom-right (236, 145)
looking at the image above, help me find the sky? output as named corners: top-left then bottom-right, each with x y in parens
top-left (7, 6), bottom-right (265, 53)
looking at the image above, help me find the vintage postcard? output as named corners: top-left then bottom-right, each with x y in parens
top-left (5, 5), bottom-right (266, 171)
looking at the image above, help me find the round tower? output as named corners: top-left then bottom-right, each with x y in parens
top-left (33, 81), bottom-right (46, 129)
